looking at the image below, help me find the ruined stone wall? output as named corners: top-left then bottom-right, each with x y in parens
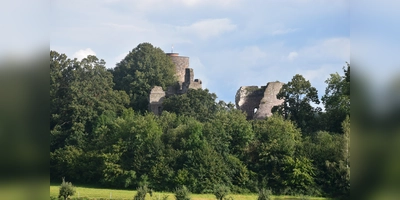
top-left (149, 86), bottom-right (166, 115)
top-left (253, 81), bottom-right (284, 119)
top-left (185, 68), bottom-right (194, 83)
top-left (183, 68), bottom-right (202, 91)
top-left (235, 86), bottom-right (265, 120)
top-left (235, 82), bottom-right (284, 120)
top-left (149, 53), bottom-right (202, 115)
top-left (189, 79), bottom-right (202, 90)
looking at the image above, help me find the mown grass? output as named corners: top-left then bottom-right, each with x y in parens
top-left (50, 185), bottom-right (329, 200)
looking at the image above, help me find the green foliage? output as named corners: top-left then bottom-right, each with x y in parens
top-left (281, 156), bottom-right (316, 195)
top-left (275, 74), bottom-right (321, 135)
top-left (49, 48), bottom-right (350, 199)
top-left (152, 194), bottom-right (169, 200)
top-left (257, 188), bottom-right (272, 200)
top-left (254, 115), bottom-right (301, 158)
top-left (174, 185), bottom-right (191, 200)
top-left (134, 185), bottom-right (152, 200)
top-left (301, 121), bottom-right (349, 198)
top-left (111, 43), bottom-right (176, 112)
top-left (321, 63), bottom-right (350, 133)
top-left (59, 178), bottom-right (75, 200)
top-left (50, 51), bottom-right (129, 150)
top-left (249, 115), bottom-right (312, 193)
top-left (204, 109), bottom-right (253, 157)
top-left (342, 116), bottom-right (350, 168)
top-left (298, 195), bottom-right (311, 200)
top-left (165, 118), bottom-right (233, 192)
top-left (50, 146), bottom-right (84, 182)
top-left (163, 88), bottom-right (218, 122)
top-left (213, 185), bottom-right (230, 200)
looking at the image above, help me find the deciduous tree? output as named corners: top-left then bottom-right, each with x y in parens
top-left (275, 74), bottom-right (321, 135)
top-left (111, 43), bottom-right (176, 112)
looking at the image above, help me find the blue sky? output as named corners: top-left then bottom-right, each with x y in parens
top-left (50, 0), bottom-right (351, 105)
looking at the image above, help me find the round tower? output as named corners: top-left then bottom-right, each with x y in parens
top-left (166, 53), bottom-right (189, 83)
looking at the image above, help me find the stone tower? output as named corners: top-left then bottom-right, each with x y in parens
top-left (166, 53), bottom-right (189, 83)
top-left (149, 52), bottom-right (202, 115)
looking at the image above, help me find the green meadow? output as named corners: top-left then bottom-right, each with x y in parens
top-left (50, 185), bottom-right (329, 200)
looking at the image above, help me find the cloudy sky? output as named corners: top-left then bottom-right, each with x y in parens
top-left (50, 0), bottom-right (351, 104)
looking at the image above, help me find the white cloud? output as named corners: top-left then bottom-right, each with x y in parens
top-left (103, 23), bottom-right (150, 32)
top-left (177, 18), bottom-right (236, 40)
top-left (50, 0), bottom-right (350, 104)
top-left (299, 37), bottom-right (350, 62)
top-left (287, 51), bottom-right (298, 61)
top-left (73, 48), bottom-right (96, 60)
top-left (299, 65), bottom-right (332, 83)
top-left (238, 46), bottom-right (268, 66)
top-left (176, 0), bottom-right (240, 8)
top-left (272, 28), bottom-right (298, 35)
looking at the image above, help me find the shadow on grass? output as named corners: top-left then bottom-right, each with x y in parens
top-left (50, 181), bottom-right (134, 191)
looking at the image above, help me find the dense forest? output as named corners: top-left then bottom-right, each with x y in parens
top-left (50, 43), bottom-right (350, 199)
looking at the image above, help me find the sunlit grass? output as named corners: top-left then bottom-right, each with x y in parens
top-left (50, 185), bottom-right (329, 200)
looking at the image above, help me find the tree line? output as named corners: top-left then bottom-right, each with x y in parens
top-left (50, 43), bottom-right (350, 199)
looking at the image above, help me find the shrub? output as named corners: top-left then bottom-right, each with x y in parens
top-left (299, 195), bottom-right (310, 200)
top-left (152, 194), bottom-right (169, 200)
top-left (174, 185), bottom-right (191, 200)
top-left (213, 185), bottom-right (230, 200)
top-left (257, 188), bottom-right (272, 200)
top-left (59, 177), bottom-right (75, 200)
top-left (224, 196), bottom-right (234, 200)
top-left (134, 185), bottom-right (152, 200)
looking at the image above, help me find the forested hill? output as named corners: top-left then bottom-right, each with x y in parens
top-left (50, 43), bottom-right (350, 199)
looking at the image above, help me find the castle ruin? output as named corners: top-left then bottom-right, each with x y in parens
top-left (149, 53), bottom-right (202, 115)
top-left (235, 81), bottom-right (284, 120)
top-left (149, 52), bottom-right (284, 120)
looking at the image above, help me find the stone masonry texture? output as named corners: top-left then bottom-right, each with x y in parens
top-left (235, 81), bottom-right (284, 120)
top-left (149, 53), bottom-right (202, 115)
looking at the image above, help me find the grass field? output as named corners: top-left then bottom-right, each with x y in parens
top-left (50, 185), bottom-right (329, 200)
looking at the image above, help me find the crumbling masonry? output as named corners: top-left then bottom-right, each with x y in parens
top-left (149, 53), bottom-right (202, 115)
top-left (149, 52), bottom-right (283, 120)
top-left (235, 81), bottom-right (284, 120)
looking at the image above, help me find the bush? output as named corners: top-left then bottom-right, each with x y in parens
top-left (213, 185), bottom-right (230, 200)
top-left (174, 185), bottom-right (191, 200)
top-left (257, 188), bottom-right (272, 200)
top-left (299, 195), bottom-right (311, 200)
top-left (134, 185), bottom-right (152, 200)
top-left (152, 194), bottom-right (169, 200)
top-left (59, 177), bottom-right (76, 200)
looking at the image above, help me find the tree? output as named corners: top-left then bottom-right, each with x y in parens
top-left (301, 116), bottom-right (350, 198)
top-left (163, 88), bottom-right (218, 122)
top-left (204, 109), bottom-right (253, 158)
top-left (213, 184), bottom-right (230, 200)
top-left (59, 177), bottom-right (75, 200)
top-left (321, 63), bottom-right (350, 133)
top-left (249, 115), bottom-right (315, 194)
top-left (134, 185), bottom-right (152, 200)
top-left (257, 188), bottom-right (272, 200)
top-left (175, 185), bottom-right (191, 200)
top-left (50, 51), bottom-right (129, 184)
top-left (275, 74), bottom-right (321, 135)
top-left (50, 51), bottom-right (129, 150)
top-left (111, 43), bottom-right (177, 112)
